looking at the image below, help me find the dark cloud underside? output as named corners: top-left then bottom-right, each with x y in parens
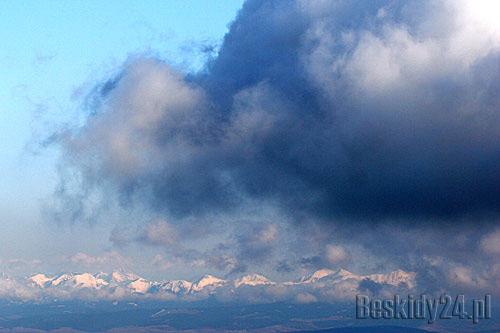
top-left (58, 0), bottom-right (500, 224)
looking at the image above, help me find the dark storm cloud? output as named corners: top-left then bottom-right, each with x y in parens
top-left (58, 0), bottom-right (499, 224)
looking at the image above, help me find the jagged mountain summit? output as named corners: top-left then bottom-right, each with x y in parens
top-left (234, 273), bottom-right (275, 287)
top-left (190, 274), bottom-right (227, 292)
top-left (11, 268), bottom-right (417, 302)
top-left (291, 268), bottom-right (415, 288)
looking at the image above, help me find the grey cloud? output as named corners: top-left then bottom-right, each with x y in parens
top-left (275, 260), bottom-right (294, 273)
top-left (49, 0), bottom-right (500, 296)
top-left (299, 256), bottom-right (324, 270)
top-left (137, 219), bottom-right (178, 248)
top-left (234, 223), bottom-right (279, 263)
top-left (55, 0), bottom-right (499, 225)
top-left (206, 253), bottom-right (244, 275)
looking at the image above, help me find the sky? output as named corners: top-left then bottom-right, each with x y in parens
top-left (0, 0), bottom-right (244, 277)
top-left (0, 0), bottom-right (499, 301)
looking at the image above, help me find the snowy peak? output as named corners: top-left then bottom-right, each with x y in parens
top-left (190, 274), bottom-right (226, 292)
top-left (24, 268), bottom-right (416, 301)
top-left (159, 279), bottom-right (192, 294)
top-left (111, 271), bottom-right (140, 283)
top-left (235, 274), bottom-right (274, 287)
top-left (51, 273), bottom-right (74, 287)
top-left (72, 273), bottom-right (109, 289)
top-left (30, 273), bottom-right (110, 289)
top-left (300, 268), bottom-right (358, 284)
top-left (367, 269), bottom-right (416, 288)
top-left (29, 274), bottom-right (53, 288)
top-left (128, 278), bottom-right (150, 294)
top-left (301, 269), bottom-right (336, 283)
top-left (295, 268), bottom-right (415, 287)
top-left (337, 268), bottom-right (357, 278)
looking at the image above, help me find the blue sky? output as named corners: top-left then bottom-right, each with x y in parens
top-left (0, 0), bottom-right (243, 273)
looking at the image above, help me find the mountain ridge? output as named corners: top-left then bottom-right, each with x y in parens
top-left (9, 267), bottom-right (417, 301)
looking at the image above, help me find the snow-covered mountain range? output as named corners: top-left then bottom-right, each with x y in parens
top-left (0, 268), bottom-right (416, 302)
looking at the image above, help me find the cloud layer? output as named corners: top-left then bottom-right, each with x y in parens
top-left (49, 0), bottom-right (500, 296)
top-left (58, 0), bottom-right (499, 224)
